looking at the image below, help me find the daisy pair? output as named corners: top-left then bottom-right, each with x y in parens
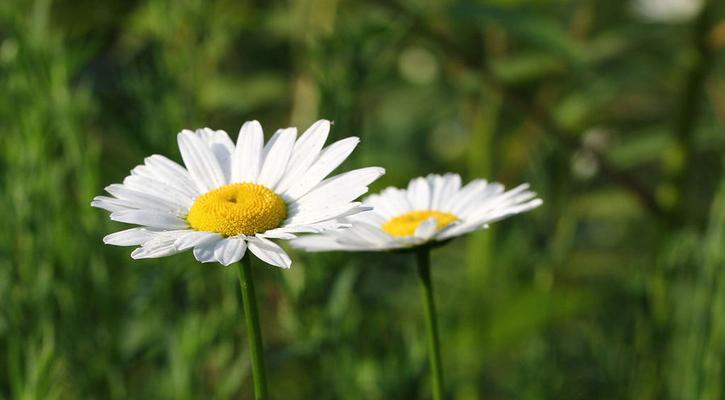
top-left (92, 118), bottom-right (542, 400)
top-left (92, 119), bottom-right (384, 268)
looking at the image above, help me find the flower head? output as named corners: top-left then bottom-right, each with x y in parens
top-left (291, 173), bottom-right (541, 252)
top-left (92, 120), bottom-right (385, 267)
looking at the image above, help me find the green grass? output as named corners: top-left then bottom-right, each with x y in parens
top-left (1, 0), bottom-right (724, 398)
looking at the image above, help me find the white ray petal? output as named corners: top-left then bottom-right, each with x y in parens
top-left (213, 238), bottom-right (247, 266)
top-left (198, 128), bottom-right (235, 183)
top-left (193, 240), bottom-right (218, 263)
top-left (437, 173), bottom-right (462, 210)
top-left (275, 119), bottom-right (330, 193)
top-left (375, 187), bottom-right (411, 216)
top-left (131, 236), bottom-right (182, 259)
top-left (456, 183), bottom-right (505, 218)
top-left (122, 175), bottom-right (195, 209)
top-left (414, 217), bottom-right (438, 240)
top-left (143, 155), bottom-right (199, 198)
top-left (447, 179), bottom-right (488, 216)
top-left (294, 167), bottom-right (385, 211)
top-left (285, 203), bottom-right (369, 226)
top-left (247, 237), bottom-right (292, 268)
top-left (258, 230), bottom-right (297, 240)
top-left (428, 174), bottom-right (446, 211)
top-left (174, 231), bottom-right (222, 251)
top-left (231, 120), bottom-right (264, 183)
top-left (258, 127), bottom-right (297, 189)
top-left (91, 196), bottom-right (133, 213)
top-left (406, 177), bottom-right (431, 210)
top-left (110, 210), bottom-right (188, 230)
top-left (178, 130), bottom-right (226, 192)
top-left (103, 228), bottom-right (157, 246)
top-left (105, 184), bottom-right (185, 214)
top-left (283, 136), bottom-right (359, 200)
top-left (345, 222), bottom-right (393, 245)
top-left (290, 235), bottom-right (349, 252)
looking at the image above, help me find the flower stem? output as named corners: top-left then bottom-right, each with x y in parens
top-left (237, 255), bottom-right (269, 400)
top-left (415, 247), bottom-right (444, 400)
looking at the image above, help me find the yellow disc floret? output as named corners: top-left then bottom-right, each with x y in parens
top-left (187, 183), bottom-right (287, 236)
top-left (382, 210), bottom-right (458, 237)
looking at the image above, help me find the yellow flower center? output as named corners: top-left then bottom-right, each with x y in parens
top-left (382, 210), bottom-right (458, 237)
top-left (187, 183), bottom-right (287, 236)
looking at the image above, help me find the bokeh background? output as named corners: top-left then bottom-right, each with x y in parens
top-left (2, 0), bottom-right (725, 398)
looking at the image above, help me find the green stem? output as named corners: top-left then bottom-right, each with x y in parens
top-left (415, 247), bottom-right (444, 400)
top-left (237, 255), bottom-right (269, 400)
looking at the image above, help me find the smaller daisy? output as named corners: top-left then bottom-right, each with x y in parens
top-left (291, 173), bottom-right (542, 400)
top-left (291, 173), bottom-right (542, 252)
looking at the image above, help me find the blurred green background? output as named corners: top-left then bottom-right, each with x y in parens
top-left (2, 0), bottom-right (725, 398)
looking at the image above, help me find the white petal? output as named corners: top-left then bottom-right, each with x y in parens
top-left (105, 184), bottom-right (185, 214)
top-left (349, 209), bottom-right (387, 226)
top-left (92, 196), bottom-right (132, 213)
top-left (231, 120), bottom-right (264, 183)
top-left (294, 167), bottom-right (385, 210)
top-left (447, 180), bottom-right (488, 216)
top-left (282, 136), bottom-right (359, 200)
top-left (344, 222), bottom-right (392, 245)
top-left (174, 231), bottom-right (222, 251)
top-left (247, 237), bottom-right (292, 269)
top-left (178, 130), bottom-right (226, 192)
top-left (437, 173), bottom-right (462, 210)
top-left (122, 175), bottom-right (194, 209)
top-left (257, 128), bottom-right (297, 189)
top-left (456, 182), bottom-right (505, 218)
top-left (275, 119), bottom-right (330, 193)
top-left (371, 187), bottom-right (411, 216)
top-left (198, 128), bottom-right (235, 183)
top-left (131, 236), bottom-right (181, 259)
top-left (143, 155), bottom-right (200, 198)
top-left (269, 221), bottom-right (351, 235)
top-left (193, 240), bottom-right (218, 263)
top-left (258, 230), bottom-right (298, 240)
top-left (103, 228), bottom-right (156, 246)
top-left (213, 238), bottom-right (247, 266)
top-left (110, 210), bottom-right (188, 230)
top-left (407, 177), bottom-right (431, 210)
top-left (472, 198), bottom-right (543, 224)
top-left (437, 220), bottom-right (489, 240)
top-left (360, 194), bottom-right (397, 219)
top-left (414, 217), bottom-right (438, 240)
top-left (285, 203), bottom-right (369, 226)
top-left (290, 235), bottom-right (350, 252)
top-left (427, 174), bottom-right (446, 211)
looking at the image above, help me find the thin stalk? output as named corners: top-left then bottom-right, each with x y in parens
top-left (415, 247), bottom-right (444, 400)
top-left (237, 255), bottom-right (269, 400)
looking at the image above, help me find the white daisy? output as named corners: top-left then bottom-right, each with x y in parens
top-left (291, 173), bottom-right (542, 252)
top-left (92, 119), bottom-right (385, 268)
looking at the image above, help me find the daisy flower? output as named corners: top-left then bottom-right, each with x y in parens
top-left (92, 119), bottom-right (385, 268)
top-left (291, 173), bottom-right (542, 252)
top-left (291, 173), bottom-right (541, 400)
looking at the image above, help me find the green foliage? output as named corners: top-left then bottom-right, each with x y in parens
top-left (1, 0), bottom-right (724, 398)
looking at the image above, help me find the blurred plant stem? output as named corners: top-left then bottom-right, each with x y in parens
top-left (696, 170), bottom-right (725, 400)
top-left (666, 0), bottom-right (717, 224)
top-left (415, 247), bottom-right (444, 400)
top-left (237, 256), bottom-right (269, 400)
top-left (466, 89), bottom-right (500, 283)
